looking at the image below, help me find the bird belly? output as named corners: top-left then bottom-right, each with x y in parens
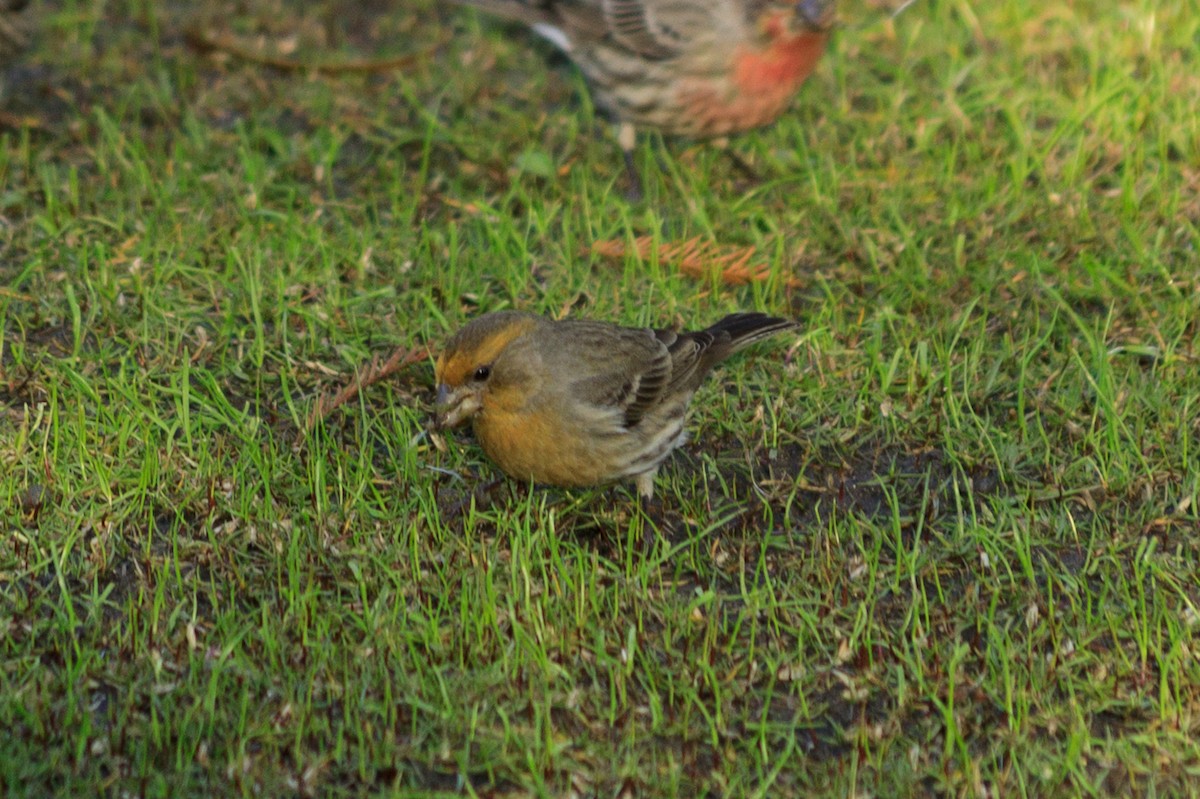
top-left (473, 403), bottom-right (685, 489)
top-left (474, 404), bottom-right (617, 487)
top-left (672, 31), bottom-right (829, 136)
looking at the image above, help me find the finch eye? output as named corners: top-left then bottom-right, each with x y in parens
top-left (472, 365), bottom-right (492, 382)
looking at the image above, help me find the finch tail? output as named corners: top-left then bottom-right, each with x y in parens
top-left (705, 313), bottom-right (797, 354)
top-left (660, 313), bottom-right (796, 394)
top-left (686, 313), bottom-right (796, 377)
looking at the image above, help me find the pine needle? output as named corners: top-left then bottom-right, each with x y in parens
top-left (590, 236), bottom-right (801, 288)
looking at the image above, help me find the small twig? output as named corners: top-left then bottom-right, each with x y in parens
top-left (0, 286), bottom-right (33, 301)
top-left (184, 27), bottom-right (438, 75)
top-left (306, 345), bottom-right (429, 430)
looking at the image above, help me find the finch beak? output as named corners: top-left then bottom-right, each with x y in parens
top-left (796, 0), bottom-right (834, 31)
top-left (434, 383), bottom-right (482, 429)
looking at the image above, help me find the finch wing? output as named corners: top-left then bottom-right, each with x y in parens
top-left (577, 318), bottom-right (769, 427)
top-left (558, 324), bottom-right (673, 429)
top-left (594, 0), bottom-right (679, 59)
top-left (656, 327), bottom-right (721, 396)
top-left (453, 0), bottom-right (725, 60)
top-left (616, 341), bottom-right (673, 427)
top-left (552, 0), bottom-right (705, 59)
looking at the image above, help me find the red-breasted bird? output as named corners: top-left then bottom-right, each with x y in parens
top-left (451, 0), bottom-right (835, 191)
top-left (433, 311), bottom-right (796, 499)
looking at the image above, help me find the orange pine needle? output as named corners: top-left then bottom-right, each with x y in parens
top-left (590, 236), bottom-right (800, 288)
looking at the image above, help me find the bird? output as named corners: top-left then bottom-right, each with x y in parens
top-left (433, 310), bottom-right (796, 499)
top-left (450, 0), bottom-right (835, 194)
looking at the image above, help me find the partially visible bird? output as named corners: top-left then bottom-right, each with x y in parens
top-left (451, 0), bottom-right (835, 193)
top-left (433, 310), bottom-right (796, 499)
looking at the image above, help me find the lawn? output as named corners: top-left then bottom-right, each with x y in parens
top-left (1, 0), bottom-right (1198, 796)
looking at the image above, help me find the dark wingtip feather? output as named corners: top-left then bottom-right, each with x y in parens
top-left (705, 313), bottom-right (797, 349)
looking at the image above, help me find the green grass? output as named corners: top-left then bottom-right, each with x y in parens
top-left (2, 0), bottom-right (1198, 795)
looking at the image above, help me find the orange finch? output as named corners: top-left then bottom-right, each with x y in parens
top-left (452, 0), bottom-right (835, 190)
top-left (434, 311), bottom-right (796, 499)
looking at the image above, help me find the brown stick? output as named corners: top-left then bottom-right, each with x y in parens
top-left (184, 27), bottom-right (438, 75)
top-left (306, 345), bottom-right (429, 430)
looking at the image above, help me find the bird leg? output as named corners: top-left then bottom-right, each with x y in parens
top-left (634, 469), bottom-right (657, 503)
top-left (634, 469), bottom-right (665, 549)
top-left (617, 122), bottom-right (645, 201)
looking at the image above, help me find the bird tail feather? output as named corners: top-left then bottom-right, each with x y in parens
top-left (706, 313), bottom-right (796, 352)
